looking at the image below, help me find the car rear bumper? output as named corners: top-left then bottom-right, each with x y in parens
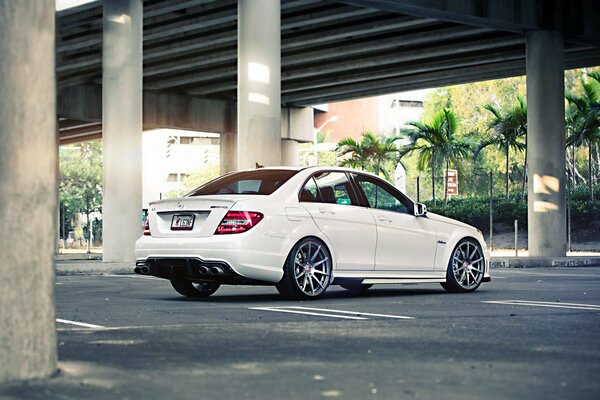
top-left (134, 257), bottom-right (273, 285)
top-left (135, 229), bottom-right (293, 283)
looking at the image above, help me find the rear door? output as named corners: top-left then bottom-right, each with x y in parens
top-left (299, 171), bottom-right (377, 271)
top-left (351, 173), bottom-right (437, 271)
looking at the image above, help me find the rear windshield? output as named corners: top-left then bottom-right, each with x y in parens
top-left (187, 169), bottom-right (299, 196)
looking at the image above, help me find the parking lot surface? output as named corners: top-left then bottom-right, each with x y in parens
top-left (2, 268), bottom-right (600, 399)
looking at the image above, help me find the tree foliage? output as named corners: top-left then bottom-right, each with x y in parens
top-left (566, 73), bottom-right (600, 195)
top-left (336, 131), bottom-right (404, 180)
top-left (405, 109), bottom-right (471, 205)
top-left (59, 140), bottom-right (103, 249)
top-left (478, 96), bottom-right (527, 198)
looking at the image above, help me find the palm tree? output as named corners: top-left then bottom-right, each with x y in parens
top-left (336, 132), bottom-right (402, 179)
top-left (566, 75), bottom-right (600, 198)
top-left (406, 109), bottom-right (471, 205)
top-left (478, 96), bottom-right (527, 198)
top-left (336, 136), bottom-right (371, 171)
top-left (362, 132), bottom-right (402, 179)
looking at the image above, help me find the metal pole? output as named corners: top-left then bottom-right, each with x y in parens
top-left (416, 176), bottom-right (420, 203)
top-left (514, 219), bottom-right (518, 257)
top-left (568, 168), bottom-right (572, 253)
top-left (489, 172), bottom-right (493, 251)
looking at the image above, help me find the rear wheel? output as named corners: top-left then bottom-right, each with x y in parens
top-left (170, 280), bottom-right (220, 298)
top-left (441, 239), bottom-right (485, 293)
top-left (276, 238), bottom-right (332, 300)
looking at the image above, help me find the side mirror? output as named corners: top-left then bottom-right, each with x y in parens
top-left (414, 202), bottom-right (427, 217)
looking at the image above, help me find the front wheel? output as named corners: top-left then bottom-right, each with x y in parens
top-left (441, 239), bottom-right (485, 293)
top-left (276, 238), bottom-right (332, 300)
top-left (170, 280), bottom-right (220, 298)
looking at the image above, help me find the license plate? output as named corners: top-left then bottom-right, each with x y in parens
top-left (171, 214), bottom-right (195, 230)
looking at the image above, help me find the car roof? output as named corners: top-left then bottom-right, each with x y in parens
top-left (232, 165), bottom-right (384, 180)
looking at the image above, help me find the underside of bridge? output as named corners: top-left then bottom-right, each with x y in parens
top-left (57, 0), bottom-right (600, 142)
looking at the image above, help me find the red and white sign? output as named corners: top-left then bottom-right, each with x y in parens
top-left (444, 169), bottom-right (458, 196)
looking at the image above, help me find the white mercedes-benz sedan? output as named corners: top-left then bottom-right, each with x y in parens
top-left (135, 166), bottom-right (490, 300)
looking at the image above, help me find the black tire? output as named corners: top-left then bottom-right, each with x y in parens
top-left (441, 238), bottom-right (485, 293)
top-left (339, 282), bottom-right (373, 292)
top-left (276, 237), bottom-right (332, 300)
top-left (170, 280), bottom-right (220, 298)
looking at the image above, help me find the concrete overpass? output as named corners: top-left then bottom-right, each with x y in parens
top-left (1, 0), bottom-right (600, 383)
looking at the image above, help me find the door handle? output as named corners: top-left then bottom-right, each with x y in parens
top-left (378, 216), bottom-right (393, 223)
top-left (318, 208), bottom-right (335, 215)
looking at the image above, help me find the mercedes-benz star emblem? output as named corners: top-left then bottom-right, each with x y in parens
top-left (176, 201), bottom-right (184, 209)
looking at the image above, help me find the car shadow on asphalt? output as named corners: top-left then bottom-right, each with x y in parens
top-left (157, 287), bottom-right (447, 303)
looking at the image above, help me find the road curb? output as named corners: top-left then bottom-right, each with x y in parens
top-left (491, 257), bottom-right (600, 268)
top-left (56, 261), bottom-right (133, 276)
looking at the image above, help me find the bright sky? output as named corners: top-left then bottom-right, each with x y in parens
top-left (56, 0), bottom-right (97, 11)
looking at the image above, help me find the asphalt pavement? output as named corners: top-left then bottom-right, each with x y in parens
top-left (2, 268), bottom-right (600, 400)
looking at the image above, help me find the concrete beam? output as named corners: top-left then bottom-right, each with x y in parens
top-left (339, 0), bottom-right (600, 44)
top-left (282, 45), bottom-right (599, 105)
top-left (143, 91), bottom-right (234, 133)
top-left (58, 85), bottom-right (234, 134)
top-left (281, 107), bottom-right (314, 143)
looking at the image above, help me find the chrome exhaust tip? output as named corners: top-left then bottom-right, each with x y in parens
top-left (210, 266), bottom-right (224, 275)
top-left (140, 266), bottom-right (150, 274)
top-left (198, 266), bottom-right (209, 275)
top-left (134, 267), bottom-right (141, 274)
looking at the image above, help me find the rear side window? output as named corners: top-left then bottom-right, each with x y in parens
top-left (188, 170), bottom-right (299, 196)
top-left (300, 172), bottom-right (359, 206)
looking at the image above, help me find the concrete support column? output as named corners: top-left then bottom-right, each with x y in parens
top-left (237, 0), bottom-right (281, 169)
top-left (526, 30), bottom-right (566, 257)
top-left (220, 132), bottom-right (238, 173)
top-left (282, 140), bottom-right (300, 166)
top-left (0, 0), bottom-right (57, 382)
top-left (280, 107), bottom-right (314, 166)
top-left (102, 0), bottom-right (143, 262)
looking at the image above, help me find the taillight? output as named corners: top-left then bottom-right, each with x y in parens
top-left (143, 216), bottom-right (151, 236)
top-left (215, 211), bottom-right (264, 234)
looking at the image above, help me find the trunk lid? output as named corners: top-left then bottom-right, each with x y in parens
top-left (148, 195), bottom-right (252, 238)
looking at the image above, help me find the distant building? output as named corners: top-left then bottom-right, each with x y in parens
top-left (313, 90), bottom-right (430, 143)
top-left (142, 129), bottom-right (219, 207)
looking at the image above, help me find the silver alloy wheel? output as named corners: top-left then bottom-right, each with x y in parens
top-left (451, 241), bottom-right (484, 290)
top-left (293, 240), bottom-right (331, 296)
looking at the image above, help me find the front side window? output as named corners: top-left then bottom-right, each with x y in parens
top-left (353, 174), bottom-right (411, 213)
top-left (188, 170), bottom-right (299, 196)
top-left (300, 171), bottom-right (358, 206)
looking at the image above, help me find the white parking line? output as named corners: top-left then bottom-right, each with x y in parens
top-left (288, 306), bottom-right (414, 320)
top-left (249, 306), bottom-right (413, 320)
top-left (483, 300), bottom-right (600, 311)
top-left (249, 307), bottom-right (367, 320)
top-left (56, 318), bottom-right (106, 329)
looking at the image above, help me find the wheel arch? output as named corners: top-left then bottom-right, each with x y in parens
top-left (437, 232), bottom-right (487, 272)
top-left (283, 234), bottom-right (337, 273)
